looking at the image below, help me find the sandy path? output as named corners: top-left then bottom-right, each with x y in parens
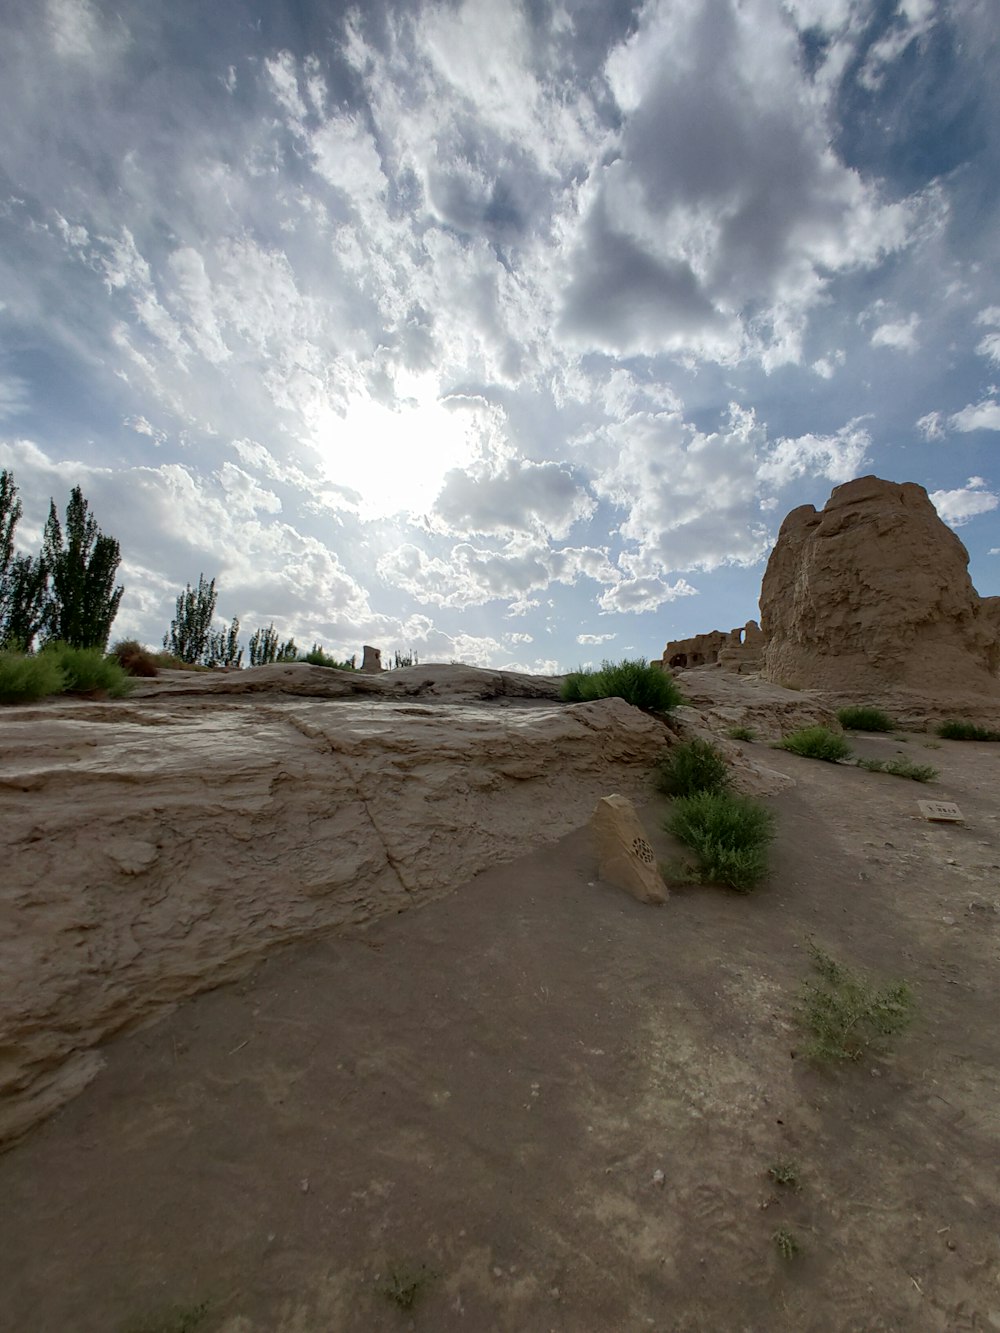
top-left (2, 735), bottom-right (999, 1332)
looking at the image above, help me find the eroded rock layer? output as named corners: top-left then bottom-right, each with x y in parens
top-left (0, 670), bottom-right (666, 1145)
top-left (760, 476), bottom-right (1000, 695)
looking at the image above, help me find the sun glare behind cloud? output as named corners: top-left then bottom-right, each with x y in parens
top-left (318, 376), bottom-right (481, 520)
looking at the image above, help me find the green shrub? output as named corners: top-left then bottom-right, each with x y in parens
top-left (798, 941), bottom-right (914, 1063)
top-left (726, 725), bottom-right (756, 742)
top-left (779, 727), bottom-right (852, 762)
top-left (654, 738), bottom-right (730, 798)
top-left (937, 719), bottom-right (1000, 742)
top-left (772, 1227), bottom-right (800, 1260)
top-left (884, 758), bottom-right (936, 782)
top-left (767, 1161), bottom-right (800, 1190)
top-left (0, 650), bottom-right (65, 703)
top-left (560, 658), bottom-right (682, 713)
top-left (665, 789), bottom-right (775, 892)
top-left (837, 706), bottom-right (893, 732)
top-left (300, 644), bottom-right (356, 670)
top-left (856, 756), bottom-right (936, 781)
top-left (41, 642), bottom-right (132, 697)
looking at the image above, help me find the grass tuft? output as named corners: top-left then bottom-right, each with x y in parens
top-left (0, 650), bottom-right (65, 704)
top-left (937, 719), bottom-right (1000, 742)
top-left (857, 756), bottom-right (937, 783)
top-left (377, 1262), bottom-right (435, 1311)
top-left (654, 738), bottom-right (730, 798)
top-left (772, 1227), bottom-right (800, 1260)
top-left (41, 643), bottom-right (133, 697)
top-left (884, 757), bottom-right (937, 781)
top-left (779, 727), bottom-right (852, 763)
top-left (798, 940), bottom-right (914, 1064)
top-left (119, 1302), bottom-right (209, 1333)
top-left (561, 658), bottom-right (683, 713)
top-left (726, 724), bottom-right (756, 742)
top-left (665, 789), bottom-right (775, 892)
top-left (837, 706), bottom-right (893, 732)
top-left (767, 1161), bottom-right (801, 1190)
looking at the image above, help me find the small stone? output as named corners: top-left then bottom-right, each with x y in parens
top-left (300, 1177), bottom-right (309, 1192)
top-left (591, 795), bottom-right (668, 905)
top-left (652, 1169), bottom-right (665, 1187)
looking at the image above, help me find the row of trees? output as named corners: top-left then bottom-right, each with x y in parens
top-left (162, 573), bottom-right (418, 670)
top-left (0, 469), bottom-right (123, 652)
top-left (2, 469), bottom-right (418, 671)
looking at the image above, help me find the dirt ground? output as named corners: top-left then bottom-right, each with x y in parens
top-left (2, 732), bottom-right (999, 1332)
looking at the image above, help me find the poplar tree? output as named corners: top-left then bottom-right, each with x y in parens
top-left (163, 573), bottom-right (217, 664)
top-left (0, 469), bottom-right (50, 651)
top-left (42, 487), bottom-right (124, 650)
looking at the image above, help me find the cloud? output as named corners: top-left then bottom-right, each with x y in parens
top-left (432, 457), bottom-right (595, 539)
top-left (376, 537), bottom-right (620, 611)
top-left (948, 398), bottom-right (1000, 433)
top-left (916, 411), bottom-right (946, 441)
top-left (598, 576), bottom-right (698, 615)
top-left (758, 420), bottom-right (872, 487)
top-left (917, 396), bottom-right (1000, 438)
top-left (929, 477), bottom-right (998, 527)
top-left (577, 632), bottom-right (616, 645)
top-left (560, 0), bottom-right (918, 365)
top-left (870, 314), bottom-right (919, 351)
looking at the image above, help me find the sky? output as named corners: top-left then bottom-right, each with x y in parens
top-left (1, 0), bottom-right (998, 672)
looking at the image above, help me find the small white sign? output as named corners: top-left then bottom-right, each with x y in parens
top-left (917, 800), bottom-right (964, 823)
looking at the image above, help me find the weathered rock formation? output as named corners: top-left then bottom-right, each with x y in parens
top-left (760, 476), bottom-right (1000, 695)
top-left (659, 620), bottom-right (764, 673)
top-left (0, 665), bottom-right (664, 1146)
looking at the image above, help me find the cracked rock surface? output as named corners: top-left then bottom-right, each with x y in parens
top-left (1, 665), bottom-right (668, 1144)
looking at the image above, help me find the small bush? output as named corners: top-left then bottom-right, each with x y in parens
top-left (883, 757), bottom-right (937, 782)
top-left (772, 1227), bottom-right (800, 1260)
top-left (0, 650), bottom-right (65, 704)
top-left (112, 638), bottom-right (159, 677)
top-left (665, 789), bottom-right (775, 892)
top-left (560, 658), bottom-right (682, 713)
top-left (767, 1162), bottom-right (801, 1190)
top-left (938, 719), bottom-right (1000, 742)
top-left (779, 727), bottom-right (852, 763)
top-left (120, 1302), bottom-right (209, 1333)
top-left (857, 756), bottom-right (935, 779)
top-left (301, 644), bottom-right (356, 670)
top-left (837, 706), bottom-right (893, 732)
top-left (727, 725), bottom-right (756, 742)
top-left (41, 643), bottom-right (132, 697)
top-left (654, 738), bottom-right (730, 798)
top-left (377, 1263), bottom-right (435, 1311)
top-left (798, 941), bottom-right (914, 1064)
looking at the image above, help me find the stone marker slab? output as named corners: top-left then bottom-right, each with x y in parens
top-left (917, 800), bottom-right (965, 823)
top-left (592, 793), bottom-right (668, 905)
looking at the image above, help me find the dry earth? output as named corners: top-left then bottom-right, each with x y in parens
top-left (2, 672), bottom-right (999, 1331)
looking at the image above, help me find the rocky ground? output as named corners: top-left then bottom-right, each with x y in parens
top-left (1, 665), bottom-right (999, 1331)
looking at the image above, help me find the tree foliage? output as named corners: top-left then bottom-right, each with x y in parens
top-left (205, 617), bottom-right (243, 669)
top-left (42, 486), bottom-right (124, 650)
top-left (0, 470), bottom-right (49, 650)
top-left (164, 573), bottom-right (217, 664)
top-left (249, 623), bottom-right (299, 666)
